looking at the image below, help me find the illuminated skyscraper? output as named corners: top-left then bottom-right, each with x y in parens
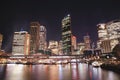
top-left (97, 23), bottom-right (108, 41)
top-left (84, 34), bottom-right (91, 49)
top-left (97, 23), bottom-right (108, 53)
top-left (30, 22), bottom-right (40, 54)
top-left (12, 31), bottom-right (30, 55)
top-left (101, 40), bottom-right (111, 53)
top-left (97, 20), bottom-right (120, 53)
top-left (58, 40), bottom-right (63, 55)
top-left (48, 40), bottom-right (58, 55)
top-left (62, 14), bottom-right (72, 55)
top-left (106, 20), bottom-right (120, 50)
top-left (39, 25), bottom-right (47, 50)
top-left (72, 35), bottom-right (77, 50)
top-left (0, 34), bottom-right (3, 50)
top-left (77, 43), bottom-right (85, 54)
top-left (106, 20), bottom-right (120, 40)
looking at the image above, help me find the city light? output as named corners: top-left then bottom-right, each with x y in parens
top-left (0, 1), bottom-right (120, 80)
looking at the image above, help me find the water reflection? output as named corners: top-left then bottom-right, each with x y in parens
top-left (5, 64), bottom-right (29, 80)
top-left (0, 63), bottom-right (119, 80)
top-left (0, 64), bottom-right (6, 80)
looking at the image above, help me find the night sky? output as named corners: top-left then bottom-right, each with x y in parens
top-left (0, 0), bottom-right (120, 52)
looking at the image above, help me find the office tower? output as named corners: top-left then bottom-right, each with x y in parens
top-left (97, 20), bottom-right (120, 53)
top-left (106, 20), bottom-right (120, 50)
top-left (39, 25), bottom-right (47, 50)
top-left (72, 35), bottom-right (77, 50)
top-left (30, 22), bottom-right (40, 54)
top-left (77, 43), bottom-right (85, 54)
top-left (106, 20), bottom-right (120, 40)
top-left (58, 40), bottom-right (63, 55)
top-left (84, 34), bottom-right (91, 49)
top-left (71, 35), bottom-right (77, 55)
top-left (97, 23), bottom-right (108, 52)
top-left (48, 40), bottom-right (58, 55)
top-left (61, 14), bottom-right (72, 55)
top-left (97, 23), bottom-right (108, 41)
top-left (0, 34), bottom-right (3, 50)
top-left (12, 31), bottom-right (30, 55)
top-left (101, 40), bottom-right (111, 53)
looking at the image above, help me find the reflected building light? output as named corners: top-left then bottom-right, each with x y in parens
top-left (89, 71), bottom-right (92, 80)
top-left (5, 64), bottom-right (24, 80)
top-left (58, 65), bottom-right (63, 80)
top-left (92, 68), bottom-right (98, 76)
top-left (108, 72), bottom-right (116, 80)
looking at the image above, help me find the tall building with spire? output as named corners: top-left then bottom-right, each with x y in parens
top-left (30, 22), bottom-right (40, 54)
top-left (61, 14), bottom-right (72, 55)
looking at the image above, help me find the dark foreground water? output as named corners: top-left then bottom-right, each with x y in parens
top-left (0, 63), bottom-right (120, 80)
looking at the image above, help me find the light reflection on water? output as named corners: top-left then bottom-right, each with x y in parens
top-left (0, 63), bottom-right (119, 80)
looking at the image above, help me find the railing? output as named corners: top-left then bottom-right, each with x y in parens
top-left (0, 54), bottom-right (83, 59)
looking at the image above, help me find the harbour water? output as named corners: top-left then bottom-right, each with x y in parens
top-left (0, 63), bottom-right (120, 80)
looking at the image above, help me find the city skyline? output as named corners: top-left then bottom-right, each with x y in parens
top-left (0, 0), bottom-right (120, 52)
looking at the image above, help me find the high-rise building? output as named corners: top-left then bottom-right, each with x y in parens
top-left (97, 20), bottom-right (120, 53)
top-left (106, 20), bottom-right (120, 50)
top-left (39, 25), bottom-right (47, 50)
top-left (106, 20), bottom-right (120, 40)
top-left (0, 34), bottom-right (3, 50)
top-left (97, 23), bottom-right (108, 41)
top-left (12, 31), bottom-right (30, 55)
top-left (71, 35), bottom-right (77, 55)
top-left (101, 40), bottom-right (111, 53)
top-left (77, 42), bottom-right (85, 54)
top-left (72, 35), bottom-right (77, 50)
top-left (84, 34), bottom-right (91, 49)
top-left (30, 22), bottom-right (40, 54)
top-left (58, 40), bottom-right (63, 55)
top-left (48, 40), bottom-right (58, 55)
top-left (61, 14), bottom-right (72, 55)
top-left (97, 23), bottom-right (108, 52)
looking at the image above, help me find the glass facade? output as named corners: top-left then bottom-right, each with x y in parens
top-left (84, 35), bottom-right (91, 49)
top-left (97, 23), bottom-right (108, 41)
top-left (106, 20), bottom-right (120, 50)
top-left (39, 26), bottom-right (47, 50)
top-left (106, 20), bottom-right (120, 40)
top-left (12, 31), bottom-right (30, 55)
top-left (30, 22), bottom-right (40, 54)
top-left (97, 20), bottom-right (120, 53)
top-left (62, 14), bottom-right (72, 55)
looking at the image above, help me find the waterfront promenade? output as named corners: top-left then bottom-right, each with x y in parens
top-left (0, 53), bottom-right (120, 74)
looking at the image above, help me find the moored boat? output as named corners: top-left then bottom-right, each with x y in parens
top-left (92, 61), bottom-right (103, 67)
